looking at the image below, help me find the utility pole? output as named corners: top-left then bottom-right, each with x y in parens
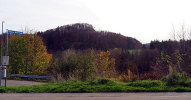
top-left (1, 21), bottom-right (5, 86)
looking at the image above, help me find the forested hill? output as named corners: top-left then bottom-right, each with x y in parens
top-left (37, 23), bottom-right (142, 51)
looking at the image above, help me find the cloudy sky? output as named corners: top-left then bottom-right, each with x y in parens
top-left (1, 0), bottom-right (191, 43)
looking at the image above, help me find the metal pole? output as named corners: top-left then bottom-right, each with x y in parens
top-left (1, 21), bottom-right (4, 65)
top-left (1, 21), bottom-right (5, 86)
top-left (5, 29), bottom-right (8, 87)
top-left (6, 29), bottom-right (8, 56)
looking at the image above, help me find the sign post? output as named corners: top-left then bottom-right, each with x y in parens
top-left (3, 30), bottom-right (22, 87)
top-left (0, 25), bottom-right (23, 87)
top-left (0, 21), bottom-right (5, 86)
top-left (2, 56), bottom-right (9, 87)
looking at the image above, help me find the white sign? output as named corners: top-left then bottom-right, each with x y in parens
top-left (2, 66), bottom-right (6, 78)
top-left (2, 56), bottom-right (9, 65)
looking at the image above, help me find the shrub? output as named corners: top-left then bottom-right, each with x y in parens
top-left (128, 80), bottom-right (162, 88)
top-left (52, 49), bottom-right (96, 81)
top-left (76, 50), bottom-right (96, 81)
top-left (183, 80), bottom-right (191, 87)
top-left (161, 69), bottom-right (188, 86)
top-left (89, 78), bottom-right (115, 85)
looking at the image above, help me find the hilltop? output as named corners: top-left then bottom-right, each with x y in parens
top-left (37, 23), bottom-right (142, 52)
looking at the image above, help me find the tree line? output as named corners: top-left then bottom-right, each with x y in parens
top-left (5, 23), bottom-right (191, 82)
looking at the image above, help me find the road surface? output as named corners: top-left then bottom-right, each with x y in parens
top-left (0, 93), bottom-right (190, 100)
top-left (1, 79), bottom-right (44, 86)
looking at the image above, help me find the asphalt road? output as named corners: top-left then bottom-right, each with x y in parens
top-left (0, 79), bottom-right (44, 86)
top-left (0, 93), bottom-right (191, 100)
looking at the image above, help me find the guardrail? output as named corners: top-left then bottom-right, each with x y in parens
top-left (7, 74), bottom-right (52, 80)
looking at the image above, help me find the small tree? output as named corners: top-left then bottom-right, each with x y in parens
top-left (8, 34), bottom-right (52, 75)
top-left (160, 50), bottom-right (188, 86)
top-left (96, 51), bottom-right (116, 78)
top-left (77, 50), bottom-right (96, 81)
top-left (52, 49), bottom-right (96, 81)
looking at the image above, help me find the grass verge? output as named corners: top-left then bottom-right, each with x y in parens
top-left (1, 79), bottom-right (191, 93)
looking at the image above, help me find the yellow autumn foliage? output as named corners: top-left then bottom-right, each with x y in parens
top-left (8, 34), bottom-right (52, 75)
top-left (96, 51), bottom-right (116, 78)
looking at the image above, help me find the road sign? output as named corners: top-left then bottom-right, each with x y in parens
top-left (1, 66), bottom-right (6, 78)
top-left (2, 56), bottom-right (9, 65)
top-left (8, 30), bottom-right (23, 35)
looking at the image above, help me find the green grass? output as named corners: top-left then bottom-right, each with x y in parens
top-left (128, 49), bottom-right (141, 55)
top-left (1, 79), bottom-right (191, 93)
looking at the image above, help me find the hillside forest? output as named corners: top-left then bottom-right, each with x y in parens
top-left (6, 23), bottom-right (191, 81)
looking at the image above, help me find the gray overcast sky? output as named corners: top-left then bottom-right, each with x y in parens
top-left (1, 0), bottom-right (191, 43)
